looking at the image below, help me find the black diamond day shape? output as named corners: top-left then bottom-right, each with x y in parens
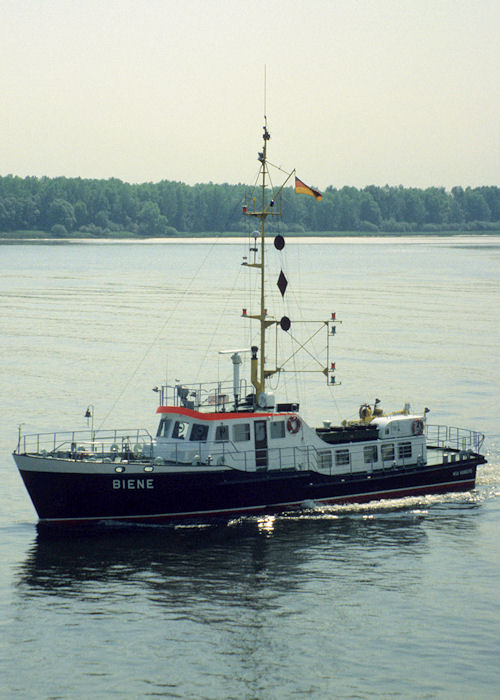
top-left (277, 270), bottom-right (288, 297)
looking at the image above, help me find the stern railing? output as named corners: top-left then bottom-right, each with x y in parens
top-left (425, 424), bottom-right (485, 453)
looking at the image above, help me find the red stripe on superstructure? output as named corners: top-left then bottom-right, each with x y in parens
top-left (155, 405), bottom-right (285, 420)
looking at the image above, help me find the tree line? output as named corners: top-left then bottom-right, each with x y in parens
top-left (0, 174), bottom-right (499, 235)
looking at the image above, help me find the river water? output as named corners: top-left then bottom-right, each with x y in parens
top-left (1, 236), bottom-right (499, 698)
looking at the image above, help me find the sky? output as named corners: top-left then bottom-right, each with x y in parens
top-left (1, 0), bottom-right (498, 190)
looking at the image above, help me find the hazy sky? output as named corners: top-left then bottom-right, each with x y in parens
top-left (1, 0), bottom-right (498, 189)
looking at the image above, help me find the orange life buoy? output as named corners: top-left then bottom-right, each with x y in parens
top-left (287, 415), bottom-right (301, 434)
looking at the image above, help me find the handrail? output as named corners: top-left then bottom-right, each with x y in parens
top-left (15, 428), bottom-right (154, 456)
top-left (15, 427), bottom-right (319, 472)
top-left (425, 423), bottom-right (485, 453)
top-left (15, 423), bottom-right (484, 472)
top-left (158, 379), bottom-right (250, 412)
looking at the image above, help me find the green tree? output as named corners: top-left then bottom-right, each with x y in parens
top-left (138, 201), bottom-right (168, 235)
top-left (359, 192), bottom-right (382, 226)
top-left (47, 198), bottom-right (76, 231)
top-left (463, 189), bottom-right (491, 222)
top-left (424, 188), bottom-right (449, 224)
top-left (403, 190), bottom-right (425, 225)
top-left (74, 200), bottom-right (89, 227)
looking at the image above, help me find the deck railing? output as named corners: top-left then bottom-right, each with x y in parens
top-left (16, 428), bottom-right (154, 459)
top-left (16, 428), bottom-right (321, 472)
top-left (425, 424), bottom-right (484, 453)
top-left (157, 380), bottom-right (251, 413)
top-left (16, 424), bottom-right (484, 473)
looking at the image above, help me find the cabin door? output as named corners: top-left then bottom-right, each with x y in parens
top-left (254, 420), bottom-right (268, 468)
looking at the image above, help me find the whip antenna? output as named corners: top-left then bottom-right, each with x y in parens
top-left (264, 65), bottom-right (267, 122)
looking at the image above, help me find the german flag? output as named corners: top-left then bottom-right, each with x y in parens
top-left (295, 176), bottom-right (322, 201)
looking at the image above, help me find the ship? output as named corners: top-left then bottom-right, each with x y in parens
top-left (13, 120), bottom-right (486, 527)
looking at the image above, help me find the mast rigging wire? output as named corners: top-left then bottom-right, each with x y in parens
top-left (98, 236), bottom-right (228, 429)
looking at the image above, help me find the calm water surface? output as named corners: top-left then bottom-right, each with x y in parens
top-left (1, 236), bottom-right (499, 699)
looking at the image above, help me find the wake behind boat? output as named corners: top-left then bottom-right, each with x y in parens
top-left (13, 121), bottom-right (486, 527)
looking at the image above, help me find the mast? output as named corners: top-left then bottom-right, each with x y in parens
top-left (242, 119), bottom-right (333, 402)
top-left (243, 120), bottom-right (279, 398)
top-left (259, 69), bottom-right (268, 394)
top-left (259, 120), bottom-right (270, 394)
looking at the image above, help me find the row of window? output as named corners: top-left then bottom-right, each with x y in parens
top-left (156, 417), bottom-right (414, 465)
top-left (318, 442), bottom-right (413, 469)
top-left (156, 417), bottom-right (287, 443)
top-left (365, 441), bottom-right (412, 463)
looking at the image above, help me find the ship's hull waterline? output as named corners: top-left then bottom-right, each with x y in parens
top-left (14, 449), bottom-right (484, 527)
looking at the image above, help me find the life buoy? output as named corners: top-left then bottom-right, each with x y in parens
top-left (412, 419), bottom-right (424, 435)
top-left (287, 415), bottom-right (301, 434)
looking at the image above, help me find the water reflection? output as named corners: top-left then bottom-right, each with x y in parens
top-left (10, 504), bottom-right (486, 699)
top-left (16, 508), bottom-right (459, 600)
top-left (256, 514), bottom-right (276, 536)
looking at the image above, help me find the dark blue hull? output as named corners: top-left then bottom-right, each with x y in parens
top-left (17, 452), bottom-right (485, 527)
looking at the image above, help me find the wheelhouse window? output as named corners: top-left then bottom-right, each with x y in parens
top-left (364, 445), bottom-right (378, 464)
top-left (381, 444), bottom-right (395, 461)
top-left (156, 417), bottom-right (171, 438)
top-left (172, 421), bottom-right (190, 440)
top-left (335, 449), bottom-right (350, 467)
top-left (215, 425), bottom-right (229, 442)
top-left (270, 421), bottom-right (285, 439)
top-left (233, 423), bottom-right (250, 442)
top-left (317, 450), bottom-right (332, 469)
top-left (398, 442), bottom-right (412, 459)
top-left (190, 423), bottom-right (209, 442)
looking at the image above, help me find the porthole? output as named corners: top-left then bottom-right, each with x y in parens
top-left (144, 465), bottom-right (154, 472)
top-left (114, 465), bottom-right (125, 473)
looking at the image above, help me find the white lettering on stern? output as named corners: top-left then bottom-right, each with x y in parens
top-left (112, 479), bottom-right (154, 490)
top-left (452, 469), bottom-right (472, 477)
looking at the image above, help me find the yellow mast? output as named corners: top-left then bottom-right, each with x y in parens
top-left (243, 121), bottom-right (335, 399)
top-left (258, 122), bottom-right (268, 394)
top-left (243, 121), bottom-right (281, 396)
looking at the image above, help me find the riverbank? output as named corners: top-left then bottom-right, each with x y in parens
top-left (2, 229), bottom-right (500, 242)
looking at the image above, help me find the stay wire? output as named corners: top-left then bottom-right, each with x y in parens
top-left (98, 236), bottom-right (227, 429)
top-left (196, 261), bottom-right (245, 383)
